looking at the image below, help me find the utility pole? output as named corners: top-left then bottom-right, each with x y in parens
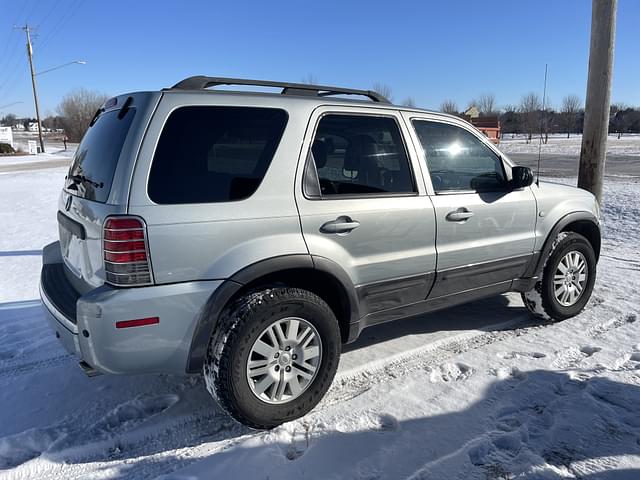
top-left (21, 24), bottom-right (45, 154)
top-left (578, 0), bottom-right (617, 203)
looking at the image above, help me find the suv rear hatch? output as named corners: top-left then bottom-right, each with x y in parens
top-left (58, 92), bottom-right (159, 292)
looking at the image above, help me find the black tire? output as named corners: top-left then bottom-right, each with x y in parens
top-left (522, 231), bottom-right (597, 321)
top-left (203, 287), bottom-right (341, 429)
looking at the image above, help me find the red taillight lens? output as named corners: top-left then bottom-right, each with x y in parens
top-left (103, 216), bottom-right (153, 286)
top-left (105, 251), bottom-right (148, 263)
top-left (103, 240), bottom-right (146, 252)
top-left (104, 229), bottom-right (145, 241)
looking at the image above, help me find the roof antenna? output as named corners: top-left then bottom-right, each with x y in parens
top-left (536, 64), bottom-right (548, 186)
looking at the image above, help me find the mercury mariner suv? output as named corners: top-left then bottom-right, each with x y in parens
top-left (40, 76), bottom-right (601, 428)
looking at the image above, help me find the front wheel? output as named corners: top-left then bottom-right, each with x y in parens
top-left (522, 231), bottom-right (597, 321)
top-left (203, 287), bottom-right (341, 429)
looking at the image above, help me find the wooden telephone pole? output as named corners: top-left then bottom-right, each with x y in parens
top-left (578, 0), bottom-right (617, 203)
top-left (20, 24), bottom-right (46, 154)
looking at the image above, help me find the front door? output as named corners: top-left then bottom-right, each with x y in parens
top-left (295, 107), bottom-right (437, 316)
top-left (404, 115), bottom-right (537, 298)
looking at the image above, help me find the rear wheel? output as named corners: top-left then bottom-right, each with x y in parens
top-left (522, 231), bottom-right (597, 321)
top-left (203, 287), bottom-right (341, 429)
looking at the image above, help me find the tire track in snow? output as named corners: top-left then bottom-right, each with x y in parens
top-left (324, 317), bottom-right (544, 407)
top-left (5, 318), bottom-right (542, 480)
top-left (7, 302), bottom-right (635, 479)
top-left (0, 354), bottom-right (74, 382)
top-left (110, 322), bottom-right (538, 479)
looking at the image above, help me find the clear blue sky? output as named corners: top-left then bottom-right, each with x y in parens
top-left (0, 0), bottom-right (638, 118)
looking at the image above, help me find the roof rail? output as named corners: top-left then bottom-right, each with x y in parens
top-left (169, 76), bottom-right (391, 104)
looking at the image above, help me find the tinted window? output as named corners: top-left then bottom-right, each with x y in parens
top-left (307, 115), bottom-right (415, 196)
top-left (148, 106), bottom-right (287, 204)
top-left (66, 109), bottom-right (136, 203)
top-left (412, 120), bottom-right (507, 193)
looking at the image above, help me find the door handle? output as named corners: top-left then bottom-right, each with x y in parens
top-left (320, 216), bottom-right (361, 234)
top-left (446, 208), bottom-right (474, 222)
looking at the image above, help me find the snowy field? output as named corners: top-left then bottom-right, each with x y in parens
top-left (1, 160), bottom-right (640, 478)
top-left (499, 133), bottom-right (640, 157)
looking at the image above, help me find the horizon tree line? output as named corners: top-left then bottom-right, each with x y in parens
top-left (1, 83), bottom-right (639, 145)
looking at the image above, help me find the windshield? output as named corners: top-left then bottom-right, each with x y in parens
top-left (66, 108), bottom-right (136, 203)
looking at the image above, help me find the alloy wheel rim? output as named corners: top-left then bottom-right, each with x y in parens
top-left (246, 317), bottom-right (322, 404)
top-left (553, 250), bottom-right (588, 307)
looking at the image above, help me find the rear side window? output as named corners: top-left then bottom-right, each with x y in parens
top-left (66, 109), bottom-right (136, 203)
top-left (148, 106), bottom-right (287, 204)
top-left (306, 114), bottom-right (415, 196)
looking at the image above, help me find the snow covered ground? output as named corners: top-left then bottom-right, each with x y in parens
top-left (499, 133), bottom-right (640, 156)
top-left (0, 133), bottom-right (76, 171)
top-left (1, 163), bottom-right (640, 479)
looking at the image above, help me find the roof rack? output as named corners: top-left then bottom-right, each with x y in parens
top-left (169, 76), bottom-right (391, 104)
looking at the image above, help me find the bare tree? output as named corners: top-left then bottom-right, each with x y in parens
top-left (500, 104), bottom-right (519, 138)
top-left (541, 101), bottom-right (554, 144)
top-left (561, 95), bottom-right (582, 138)
top-left (519, 92), bottom-right (542, 143)
top-left (0, 113), bottom-right (17, 127)
top-left (440, 99), bottom-right (459, 114)
top-left (372, 82), bottom-right (393, 102)
top-left (477, 93), bottom-right (497, 116)
top-left (610, 103), bottom-right (632, 139)
top-left (300, 73), bottom-right (318, 84)
top-left (57, 88), bottom-right (109, 142)
top-left (402, 97), bottom-right (416, 108)
top-left (42, 115), bottom-right (65, 131)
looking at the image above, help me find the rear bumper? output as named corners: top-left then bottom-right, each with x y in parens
top-left (40, 241), bottom-right (222, 375)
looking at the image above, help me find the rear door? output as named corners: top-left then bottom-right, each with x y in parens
top-left (295, 106), bottom-right (437, 316)
top-left (403, 114), bottom-right (537, 298)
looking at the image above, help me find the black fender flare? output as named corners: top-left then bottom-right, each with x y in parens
top-left (185, 254), bottom-right (359, 373)
top-left (525, 211), bottom-right (601, 278)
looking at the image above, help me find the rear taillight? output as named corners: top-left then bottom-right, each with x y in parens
top-left (103, 216), bottom-right (153, 286)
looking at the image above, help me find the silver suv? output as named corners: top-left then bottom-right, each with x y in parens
top-left (40, 76), bottom-right (601, 428)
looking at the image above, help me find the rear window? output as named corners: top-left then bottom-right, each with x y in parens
top-left (148, 106), bottom-right (288, 204)
top-left (66, 109), bottom-right (136, 203)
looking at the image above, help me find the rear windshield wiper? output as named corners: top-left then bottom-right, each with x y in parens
top-left (69, 174), bottom-right (104, 189)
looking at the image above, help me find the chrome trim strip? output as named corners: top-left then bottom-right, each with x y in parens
top-left (103, 238), bottom-right (146, 243)
top-left (103, 227), bottom-right (145, 232)
top-left (104, 260), bottom-right (150, 267)
top-left (104, 249), bottom-right (147, 254)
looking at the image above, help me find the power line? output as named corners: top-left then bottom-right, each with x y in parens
top-left (38, 0), bottom-right (85, 54)
top-left (0, 0), bottom-right (74, 104)
top-left (0, 0), bottom-right (41, 91)
top-left (0, 36), bottom-right (26, 93)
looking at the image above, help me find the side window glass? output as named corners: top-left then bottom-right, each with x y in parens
top-left (412, 120), bottom-right (507, 193)
top-left (149, 106), bottom-right (287, 204)
top-left (307, 115), bottom-right (415, 196)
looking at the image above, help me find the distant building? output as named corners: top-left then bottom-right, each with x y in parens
top-left (12, 124), bottom-right (25, 131)
top-left (464, 106), bottom-right (480, 118)
top-left (469, 117), bottom-right (501, 145)
top-left (28, 122), bottom-right (39, 132)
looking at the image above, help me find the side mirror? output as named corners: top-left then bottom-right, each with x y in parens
top-left (511, 166), bottom-right (534, 189)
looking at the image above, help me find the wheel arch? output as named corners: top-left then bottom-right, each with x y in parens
top-left (186, 255), bottom-right (359, 373)
top-left (531, 212), bottom-right (601, 278)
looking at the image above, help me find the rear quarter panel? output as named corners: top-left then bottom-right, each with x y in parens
top-left (127, 92), bottom-right (312, 283)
